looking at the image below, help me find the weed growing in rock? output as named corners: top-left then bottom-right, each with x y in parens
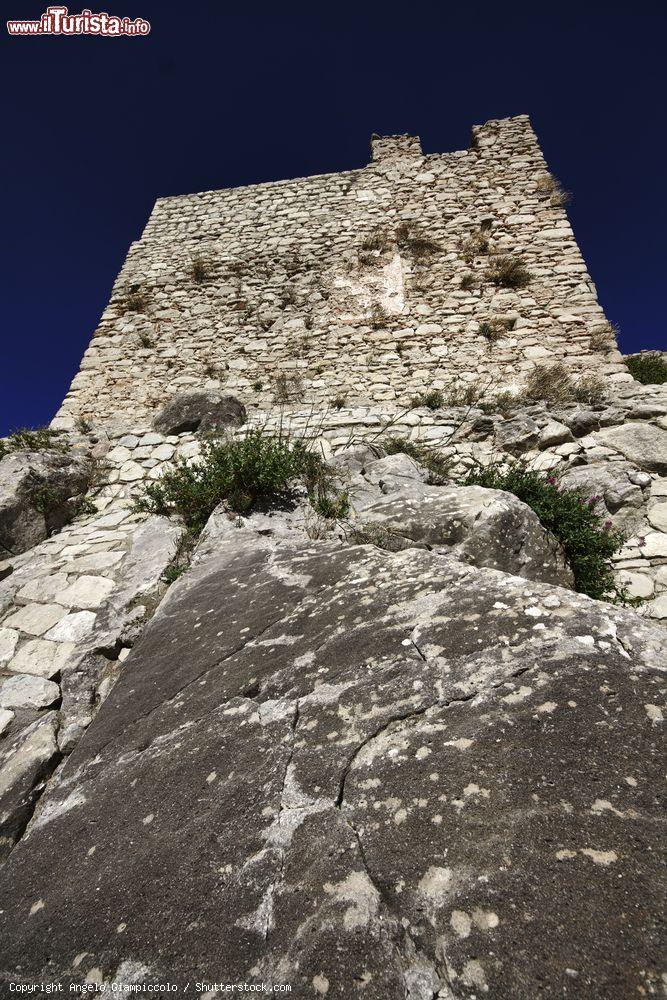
top-left (487, 256), bottom-right (532, 289)
top-left (383, 437), bottom-right (450, 484)
top-left (136, 429), bottom-right (346, 534)
top-left (524, 363), bottom-right (606, 405)
top-left (161, 530), bottom-right (198, 585)
top-left (479, 320), bottom-right (510, 345)
top-left (395, 223), bottom-right (440, 259)
top-left (589, 323), bottom-right (618, 354)
top-left (273, 373), bottom-right (304, 403)
top-left (625, 352), bottom-right (667, 385)
top-left (460, 232), bottom-right (490, 263)
top-left (460, 461), bottom-right (624, 600)
top-left (411, 388), bottom-right (444, 411)
top-left (460, 273), bottom-right (477, 291)
top-left (189, 255), bottom-right (215, 284)
top-left (122, 285), bottom-right (150, 313)
top-left (535, 172), bottom-right (571, 207)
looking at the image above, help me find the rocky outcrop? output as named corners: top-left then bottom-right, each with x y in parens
top-left (343, 453), bottom-right (573, 586)
top-left (152, 390), bottom-right (246, 436)
top-left (0, 450), bottom-right (92, 557)
top-left (0, 497), bottom-right (663, 997)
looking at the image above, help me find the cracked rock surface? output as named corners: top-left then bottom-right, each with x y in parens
top-left (0, 503), bottom-right (664, 998)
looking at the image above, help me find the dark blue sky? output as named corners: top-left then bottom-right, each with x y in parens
top-left (1, 3), bottom-right (665, 435)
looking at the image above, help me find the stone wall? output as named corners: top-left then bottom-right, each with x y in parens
top-left (54, 115), bottom-right (630, 430)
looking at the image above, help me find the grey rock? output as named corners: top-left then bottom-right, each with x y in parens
top-left (0, 709), bottom-right (14, 737)
top-left (54, 575), bottom-right (115, 610)
top-left (7, 639), bottom-right (75, 679)
top-left (153, 391), bottom-right (246, 436)
top-left (330, 442), bottom-right (385, 474)
top-left (0, 628), bottom-right (19, 665)
top-left (596, 422), bottom-right (667, 473)
top-left (559, 461), bottom-right (648, 531)
top-left (558, 408), bottom-right (600, 437)
top-left (0, 674), bottom-right (60, 710)
top-left (538, 419), bottom-right (573, 448)
top-left (3, 602), bottom-right (67, 637)
top-left (0, 522), bottom-right (663, 995)
top-left (493, 414), bottom-right (539, 455)
top-left (348, 453), bottom-right (431, 509)
top-left (0, 713), bottom-right (59, 860)
top-left (0, 450), bottom-right (91, 557)
top-left (44, 611), bottom-right (96, 643)
top-left (57, 516), bottom-right (180, 745)
top-left (351, 484), bottom-right (573, 586)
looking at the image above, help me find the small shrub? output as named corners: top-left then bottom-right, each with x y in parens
top-left (460, 460), bottom-right (624, 600)
top-left (73, 496), bottom-right (98, 518)
top-left (370, 304), bottom-right (389, 329)
top-left (161, 530), bottom-right (197, 585)
top-left (252, 380), bottom-right (263, 392)
top-left (163, 563), bottom-right (188, 585)
top-left (478, 391), bottom-right (521, 417)
top-left (137, 330), bottom-right (153, 348)
top-left (411, 388), bottom-right (444, 411)
top-left (487, 256), bottom-right (532, 290)
top-left (312, 489), bottom-right (350, 521)
top-left (395, 223), bottom-right (440, 259)
top-left (383, 437), bottom-right (450, 485)
top-left (535, 172), bottom-right (571, 207)
top-left (26, 477), bottom-right (62, 515)
top-left (589, 322), bottom-right (618, 354)
top-left (572, 375), bottom-right (607, 405)
top-left (359, 230), bottom-right (388, 262)
top-left (625, 352), bottom-right (667, 385)
top-left (189, 255), bottom-right (214, 284)
top-left (122, 284), bottom-right (150, 313)
top-left (524, 363), bottom-right (572, 403)
top-left (460, 232), bottom-right (490, 263)
top-left (460, 273), bottom-right (477, 291)
top-left (524, 363), bottom-right (606, 406)
top-left (75, 415), bottom-right (93, 434)
top-left (273, 372), bottom-right (304, 403)
top-left (479, 319), bottom-right (510, 344)
top-left (0, 427), bottom-right (65, 460)
top-left (442, 381), bottom-right (483, 407)
top-left (331, 396), bottom-right (347, 410)
top-left (135, 429), bottom-right (344, 534)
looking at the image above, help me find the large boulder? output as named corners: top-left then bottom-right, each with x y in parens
top-left (0, 451), bottom-right (91, 557)
top-left (0, 512), bottom-right (663, 997)
top-left (343, 453), bottom-right (572, 586)
top-left (152, 390), bottom-right (246, 436)
top-left (595, 422), bottom-right (667, 473)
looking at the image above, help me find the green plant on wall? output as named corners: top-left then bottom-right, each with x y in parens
top-left (625, 353), bottom-right (667, 385)
top-left (460, 460), bottom-right (625, 601)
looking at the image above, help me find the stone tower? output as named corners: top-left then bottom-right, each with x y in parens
top-left (53, 115), bottom-right (628, 432)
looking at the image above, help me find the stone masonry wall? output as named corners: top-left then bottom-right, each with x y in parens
top-left (54, 115), bottom-right (630, 431)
